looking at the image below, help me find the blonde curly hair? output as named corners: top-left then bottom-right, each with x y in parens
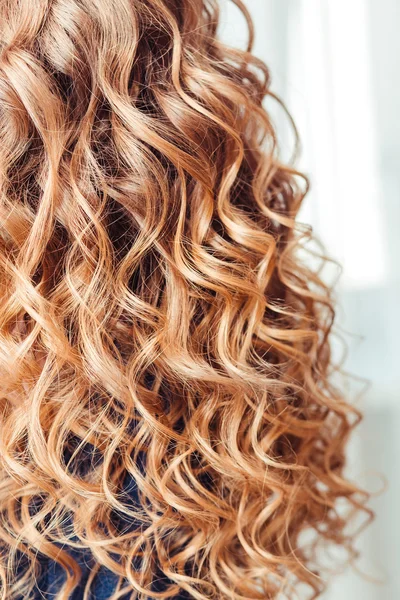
top-left (0, 0), bottom-right (370, 598)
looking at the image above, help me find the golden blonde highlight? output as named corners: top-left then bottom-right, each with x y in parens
top-left (0, 0), bottom-right (370, 598)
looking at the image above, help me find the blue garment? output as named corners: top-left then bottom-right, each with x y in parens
top-left (26, 448), bottom-right (192, 599)
top-left (34, 549), bottom-right (190, 600)
top-left (34, 553), bottom-right (129, 600)
top-left (30, 497), bottom-right (191, 599)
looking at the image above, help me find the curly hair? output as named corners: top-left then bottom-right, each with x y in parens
top-left (0, 0), bottom-right (370, 598)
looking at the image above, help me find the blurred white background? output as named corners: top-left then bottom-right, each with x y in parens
top-left (221, 1), bottom-right (400, 598)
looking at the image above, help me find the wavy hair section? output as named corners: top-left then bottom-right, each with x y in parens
top-left (0, 0), bottom-right (370, 598)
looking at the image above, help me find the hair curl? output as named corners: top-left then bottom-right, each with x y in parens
top-left (0, 0), bottom-right (370, 598)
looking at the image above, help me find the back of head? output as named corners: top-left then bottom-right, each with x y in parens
top-left (0, 1), bottom-right (369, 599)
